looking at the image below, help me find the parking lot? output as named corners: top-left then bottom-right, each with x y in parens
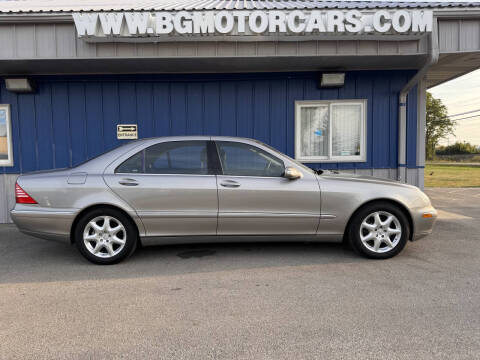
top-left (0, 188), bottom-right (479, 359)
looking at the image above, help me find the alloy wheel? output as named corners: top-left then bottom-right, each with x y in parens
top-left (83, 216), bottom-right (127, 258)
top-left (359, 211), bottom-right (402, 253)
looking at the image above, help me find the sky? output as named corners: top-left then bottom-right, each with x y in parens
top-left (429, 69), bottom-right (480, 146)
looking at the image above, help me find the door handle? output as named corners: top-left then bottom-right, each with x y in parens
top-left (119, 178), bottom-right (139, 186)
top-left (220, 180), bottom-right (240, 188)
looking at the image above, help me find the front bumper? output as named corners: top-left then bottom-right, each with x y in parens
top-left (411, 205), bottom-right (438, 241)
top-left (10, 206), bottom-right (77, 244)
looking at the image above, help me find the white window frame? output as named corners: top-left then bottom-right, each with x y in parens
top-left (0, 104), bottom-right (13, 167)
top-left (295, 99), bottom-right (367, 163)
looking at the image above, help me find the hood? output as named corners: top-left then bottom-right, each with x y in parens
top-left (317, 170), bottom-right (416, 189)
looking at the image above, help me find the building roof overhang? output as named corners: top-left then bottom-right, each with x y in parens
top-left (0, 1), bottom-right (479, 14)
top-left (0, 1), bottom-right (479, 88)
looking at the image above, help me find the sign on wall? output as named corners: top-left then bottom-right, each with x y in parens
top-left (73, 9), bottom-right (433, 40)
top-left (117, 124), bottom-right (138, 140)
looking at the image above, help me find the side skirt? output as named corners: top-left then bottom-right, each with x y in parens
top-left (140, 234), bottom-right (343, 247)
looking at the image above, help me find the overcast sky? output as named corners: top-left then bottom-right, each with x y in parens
top-left (429, 69), bottom-right (480, 146)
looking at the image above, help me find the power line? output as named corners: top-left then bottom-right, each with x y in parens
top-left (450, 114), bottom-right (480, 121)
top-left (448, 108), bottom-right (480, 117)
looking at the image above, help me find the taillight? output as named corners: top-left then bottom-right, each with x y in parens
top-left (15, 183), bottom-right (37, 204)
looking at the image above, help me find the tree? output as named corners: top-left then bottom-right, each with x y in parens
top-left (436, 141), bottom-right (479, 155)
top-left (425, 92), bottom-right (456, 160)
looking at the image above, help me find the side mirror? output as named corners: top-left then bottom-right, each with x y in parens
top-left (284, 167), bottom-right (302, 180)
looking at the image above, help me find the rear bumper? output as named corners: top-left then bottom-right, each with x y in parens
top-left (10, 207), bottom-right (77, 244)
top-left (411, 206), bottom-right (438, 241)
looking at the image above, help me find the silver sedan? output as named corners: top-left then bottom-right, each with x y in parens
top-left (10, 136), bottom-right (437, 264)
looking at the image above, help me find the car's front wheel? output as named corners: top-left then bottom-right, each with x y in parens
top-left (74, 207), bottom-right (138, 265)
top-left (348, 202), bottom-right (409, 259)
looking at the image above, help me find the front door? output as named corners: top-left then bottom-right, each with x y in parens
top-left (104, 140), bottom-right (218, 237)
top-left (214, 140), bottom-right (320, 235)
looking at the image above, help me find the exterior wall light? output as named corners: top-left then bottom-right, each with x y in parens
top-left (5, 78), bottom-right (36, 93)
top-left (320, 73), bottom-right (345, 88)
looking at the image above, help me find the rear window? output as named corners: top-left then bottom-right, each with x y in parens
top-left (116, 141), bottom-right (209, 175)
top-left (116, 151), bottom-right (144, 173)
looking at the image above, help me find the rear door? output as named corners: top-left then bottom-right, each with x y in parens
top-left (104, 140), bottom-right (218, 237)
top-left (214, 140), bottom-right (320, 235)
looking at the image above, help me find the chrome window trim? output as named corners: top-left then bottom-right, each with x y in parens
top-left (216, 174), bottom-right (286, 180)
top-left (114, 172), bottom-right (215, 177)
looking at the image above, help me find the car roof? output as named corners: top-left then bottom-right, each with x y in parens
top-left (134, 135), bottom-right (253, 142)
top-left (75, 135), bottom-right (280, 172)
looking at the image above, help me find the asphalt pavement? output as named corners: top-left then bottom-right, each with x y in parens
top-left (0, 188), bottom-right (479, 359)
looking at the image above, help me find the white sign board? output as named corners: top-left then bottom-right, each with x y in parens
top-left (117, 124), bottom-right (138, 139)
top-left (73, 10), bottom-right (433, 39)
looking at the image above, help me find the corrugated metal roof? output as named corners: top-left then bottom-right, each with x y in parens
top-left (0, 0), bottom-right (479, 14)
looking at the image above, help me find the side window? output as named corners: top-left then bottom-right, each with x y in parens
top-left (145, 141), bottom-right (209, 175)
top-left (216, 141), bottom-right (285, 177)
top-left (116, 151), bottom-right (144, 173)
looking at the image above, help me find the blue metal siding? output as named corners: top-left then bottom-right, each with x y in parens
top-left (51, 82), bottom-right (71, 169)
top-left (372, 75), bottom-right (390, 168)
top-left (354, 71), bottom-right (373, 171)
top-left (0, 71), bottom-right (418, 174)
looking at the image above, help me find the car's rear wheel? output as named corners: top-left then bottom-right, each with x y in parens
top-left (74, 208), bottom-right (137, 265)
top-left (348, 202), bottom-right (409, 259)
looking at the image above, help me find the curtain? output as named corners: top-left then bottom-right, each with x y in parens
top-left (332, 104), bottom-right (362, 157)
top-left (300, 106), bottom-right (329, 157)
top-left (0, 108), bottom-right (8, 160)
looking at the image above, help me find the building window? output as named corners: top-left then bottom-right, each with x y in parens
top-left (0, 104), bottom-right (13, 167)
top-left (295, 100), bottom-right (366, 162)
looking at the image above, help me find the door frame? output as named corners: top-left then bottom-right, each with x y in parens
top-left (210, 138), bottom-right (321, 235)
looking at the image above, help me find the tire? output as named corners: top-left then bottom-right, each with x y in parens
top-left (74, 207), bottom-right (138, 265)
top-left (348, 201), bottom-right (410, 259)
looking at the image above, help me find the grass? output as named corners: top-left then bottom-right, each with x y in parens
top-left (425, 164), bottom-right (480, 188)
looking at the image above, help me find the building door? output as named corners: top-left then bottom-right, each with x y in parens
top-left (214, 140), bottom-right (320, 235)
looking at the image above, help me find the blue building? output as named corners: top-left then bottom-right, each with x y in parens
top-left (1, 1), bottom-right (480, 222)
